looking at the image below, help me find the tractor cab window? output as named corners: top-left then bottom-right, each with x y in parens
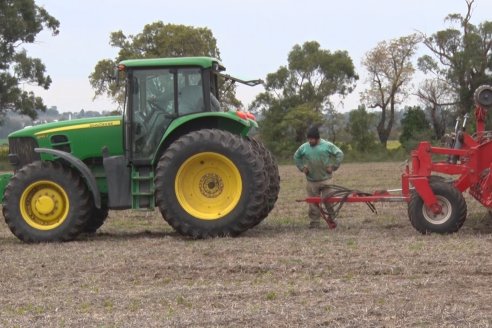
top-left (177, 68), bottom-right (205, 115)
top-left (131, 68), bottom-right (175, 160)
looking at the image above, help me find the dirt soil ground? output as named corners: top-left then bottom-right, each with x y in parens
top-left (1, 162), bottom-right (492, 327)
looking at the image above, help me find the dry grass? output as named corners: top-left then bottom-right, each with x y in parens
top-left (1, 162), bottom-right (492, 327)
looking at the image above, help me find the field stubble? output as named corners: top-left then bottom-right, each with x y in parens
top-left (0, 162), bottom-right (492, 327)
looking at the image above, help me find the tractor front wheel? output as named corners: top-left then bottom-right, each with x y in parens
top-left (408, 181), bottom-right (467, 234)
top-left (2, 161), bottom-right (92, 242)
top-left (155, 129), bottom-right (266, 238)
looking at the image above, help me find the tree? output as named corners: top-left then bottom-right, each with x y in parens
top-left (324, 106), bottom-right (346, 143)
top-left (250, 41), bottom-right (358, 157)
top-left (418, 0), bottom-right (492, 115)
top-left (362, 34), bottom-right (421, 147)
top-left (89, 22), bottom-right (235, 109)
top-left (399, 106), bottom-right (432, 151)
top-left (416, 79), bottom-right (454, 139)
top-left (0, 0), bottom-right (60, 122)
top-left (347, 105), bottom-right (377, 152)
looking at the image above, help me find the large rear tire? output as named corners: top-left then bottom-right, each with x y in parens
top-left (247, 137), bottom-right (280, 226)
top-left (408, 181), bottom-right (467, 234)
top-left (155, 129), bottom-right (267, 238)
top-left (2, 161), bottom-right (92, 242)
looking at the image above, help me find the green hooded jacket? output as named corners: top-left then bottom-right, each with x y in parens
top-left (293, 139), bottom-right (344, 182)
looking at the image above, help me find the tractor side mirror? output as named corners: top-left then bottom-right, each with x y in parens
top-left (114, 64), bottom-right (126, 86)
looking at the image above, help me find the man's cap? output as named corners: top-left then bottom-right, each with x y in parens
top-left (306, 126), bottom-right (320, 139)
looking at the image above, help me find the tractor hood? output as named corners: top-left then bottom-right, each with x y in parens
top-left (8, 116), bottom-right (125, 162)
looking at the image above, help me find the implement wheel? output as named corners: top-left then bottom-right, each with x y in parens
top-left (408, 181), bottom-right (467, 234)
top-left (155, 129), bottom-right (267, 238)
top-left (2, 161), bottom-right (92, 242)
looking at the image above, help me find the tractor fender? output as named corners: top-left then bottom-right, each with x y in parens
top-left (152, 113), bottom-right (256, 165)
top-left (34, 148), bottom-right (101, 208)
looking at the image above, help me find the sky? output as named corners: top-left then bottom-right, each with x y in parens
top-left (23, 0), bottom-right (492, 114)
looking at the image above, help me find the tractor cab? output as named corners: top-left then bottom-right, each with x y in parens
top-left (119, 58), bottom-right (224, 161)
top-left (118, 57), bottom-right (261, 162)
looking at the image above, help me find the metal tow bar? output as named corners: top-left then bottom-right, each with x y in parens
top-left (297, 185), bottom-right (409, 229)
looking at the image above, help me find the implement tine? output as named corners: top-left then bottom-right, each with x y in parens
top-left (317, 185), bottom-right (380, 225)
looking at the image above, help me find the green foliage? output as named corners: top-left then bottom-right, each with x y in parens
top-left (89, 22), bottom-right (237, 108)
top-left (0, 0), bottom-right (60, 122)
top-left (401, 130), bottom-right (434, 153)
top-left (419, 0), bottom-right (492, 114)
top-left (325, 106), bottom-right (348, 142)
top-left (347, 105), bottom-right (377, 152)
top-left (0, 144), bottom-right (9, 170)
top-left (259, 102), bottom-right (325, 159)
top-left (0, 145), bottom-right (8, 158)
top-left (343, 145), bottom-right (408, 163)
top-left (399, 106), bottom-right (432, 151)
top-left (252, 41), bottom-right (358, 158)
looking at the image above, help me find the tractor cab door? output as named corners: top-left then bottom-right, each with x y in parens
top-left (127, 67), bottom-right (209, 162)
top-left (128, 68), bottom-right (175, 161)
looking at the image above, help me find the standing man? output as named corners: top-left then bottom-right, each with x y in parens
top-left (294, 126), bottom-right (344, 228)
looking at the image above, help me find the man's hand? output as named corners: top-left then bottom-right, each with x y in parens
top-left (326, 165), bottom-right (339, 174)
top-left (302, 167), bottom-right (309, 175)
top-left (326, 165), bottom-right (338, 174)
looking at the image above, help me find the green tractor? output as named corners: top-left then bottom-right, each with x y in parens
top-left (0, 57), bottom-right (280, 243)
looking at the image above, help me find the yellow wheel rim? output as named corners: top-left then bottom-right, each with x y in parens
top-left (175, 152), bottom-right (242, 220)
top-left (19, 180), bottom-right (70, 230)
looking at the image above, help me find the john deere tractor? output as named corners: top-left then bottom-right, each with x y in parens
top-left (0, 57), bottom-right (280, 243)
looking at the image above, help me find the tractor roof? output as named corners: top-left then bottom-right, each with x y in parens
top-left (119, 57), bottom-right (224, 70)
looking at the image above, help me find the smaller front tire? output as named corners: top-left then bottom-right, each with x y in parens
top-left (408, 181), bottom-right (467, 234)
top-left (84, 206), bottom-right (109, 234)
top-left (3, 161), bottom-right (92, 243)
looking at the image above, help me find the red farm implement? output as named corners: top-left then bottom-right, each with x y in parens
top-left (300, 85), bottom-right (492, 234)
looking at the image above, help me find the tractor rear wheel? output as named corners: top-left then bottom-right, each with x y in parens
top-left (247, 137), bottom-right (280, 226)
top-left (2, 161), bottom-right (92, 242)
top-left (408, 181), bottom-right (467, 234)
top-left (155, 129), bottom-right (267, 238)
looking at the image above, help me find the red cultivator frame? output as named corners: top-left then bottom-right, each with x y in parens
top-left (301, 85), bottom-right (492, 234)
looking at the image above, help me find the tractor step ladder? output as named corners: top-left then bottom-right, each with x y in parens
top-left (131, 166), bottom-right (155, 210)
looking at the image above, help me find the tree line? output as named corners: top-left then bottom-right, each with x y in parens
top-left (1, 0), bottom-right (491, 159)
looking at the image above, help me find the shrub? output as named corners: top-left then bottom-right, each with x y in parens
top-left (0, 145), bottom-right (8, 161)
